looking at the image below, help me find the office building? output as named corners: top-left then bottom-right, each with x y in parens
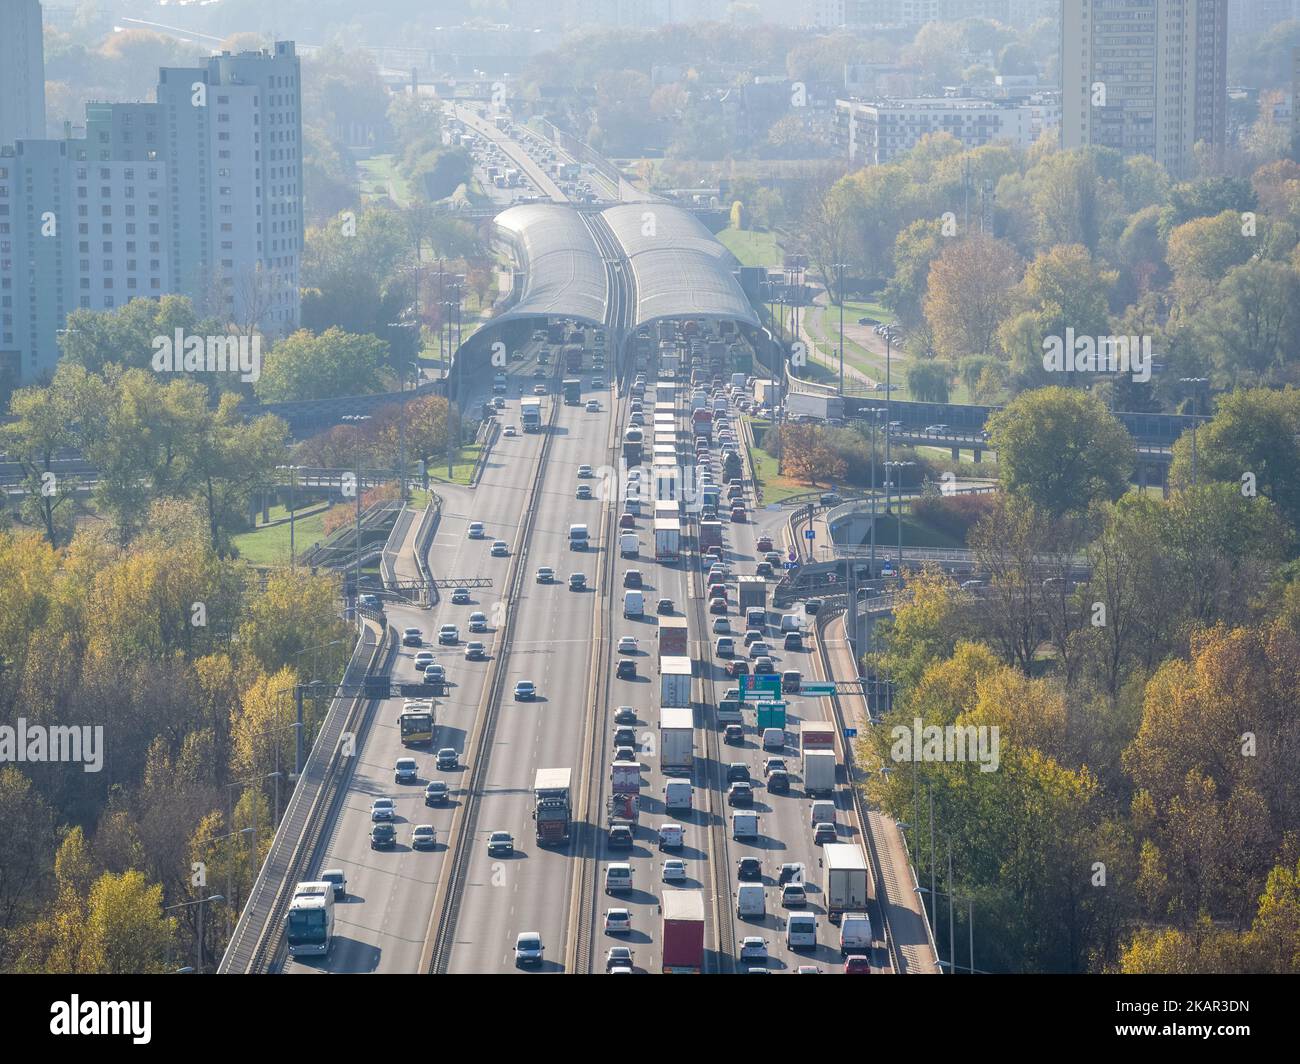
top-left (0, 0), bottom-right (47, 147)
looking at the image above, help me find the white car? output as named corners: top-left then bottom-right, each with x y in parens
top-left (514, 932), bottom-right (544, 967)
top-left (413, 650), bottom-right (436, 671)
top-left (536, 566), bottom-right (555, 582)
top-left (662, 859), bottom-right (688, 883)
top-left (603, 908), bottom-right (632, 934)
top-left (617, 636), bottom-right (638, 654)
top-left (712, 618), bottom-right (731, 634)
top-left (739, 936), bottom-right (768, 962)
top-left (467, 521), bottom-right (485, 539)
top-left (578, 465), bottom-right (593, 478)
top-left (370, 798), bottom-right (395, 822)
top-left (504, 425), bottom-right (518, 437)
top-left (586, 400), bottom-right (600, 412)
top-left (491, 540), bottom-right (510, 557)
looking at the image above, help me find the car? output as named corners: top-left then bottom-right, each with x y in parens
top-left (763, 757), bottom-right (787, 777)
top-left (656, 597), bottom-right (673, 614)
top-left (778, 863), bottom-right (804, 886)
top-left (709, 599), bottom-right (729, 615)
top-left (623, 570), bottom-right (643, 589)
top-left (805, 599), bottom-right (823, 615)
top-left (763, 551), bottom-right (783, 566)
top-left (578, 464), bottom-right (593, 478)
top-left (844, 956), bottom-right (872, 974)
top-left (728, 782), bottom-right (754, 806)
top-left (514, 680), bottom-right (536, 700)
top-left (423, 663), bottom-right (446, 684)
top-left (451, 587), bottom-right (471, 605)
top-left (769, 771), bottom-right (790, 794)
top-left (395, 757), bottom-right (418, 783)
top-left (715, 636), bottom-right (735, 657)
top-left (724, 723), bottom-right (744, 744)
top-left (756, 536), bottom-right (774, 553)
top-left (370, 798), bottom-right (395, 821)
top-left (503, 425), bottom-right (518, 437)
top-left (730, 507), bottom-right (746, 523)
top-left (436, 748), bottom-right (459, 771)
top-left (319, 869), bottom-right (347, 899)
top-left (726, 659), bottom-right (750, 677)
top-left (795, 965), bottom-right (821, 974)
top-left (401, 627), bottom-right (423, 647)
top-left (813, 822), bottom-right (837, 845)
top-left (924, 424), bottom-right (950, 435)
top-left (743, 628), bottom-right (765, 646)
top-left (605, 946), bottom-right (634, 973)
top-left (781, 669), bottom-right (801, 692)
top-left (569, 573), bottom-right (587, 591)
top-left (617, 636), bottom-right (638, 654)
top-left (467, 521), bottom-right (485, 539)
top-left (612, 725), bottom-right (637, 748)
top-left (819, 492), bottom-right (842, 506)
top-left (576, 484), bottom-right (593, 500)
top-left (616, 660), bottom-right (636, 680)
top-left (370, 822), bottom-right (396, 849)
top-left (712, 617), bottom-right (731, 634)
top-left (756, 561), bottom-right (774, 578)
top-left (727, 763), bottom-right (751, 784)
top-left (604, 908), bottom-right (632, 934)
top-left (413, 650), bottom-right (435, 671)
top-left (586, 399), bottom-right (600, 412)
top-left (536, 566), bottom-right (555, 582)
top-left (438, 624), bottom-right (459, 645)
top-left (468, 611), bottom-right (488, 633)
top-left (359, 593), bottom-right (382, 611)
top-left (465, 641), bottom-right (486, 660)
top-left (739, 937), bottom-right (768, 962)
top-left (753, 657), bottom-right (775, 675)
top-left (492, 395), bottom-right (506, 410)
top-left (411, 824), bottom-right (437, 850)
top-left (424, 780), bottom-right (448, 805)
top-left (618, 513), bottom-right (636, 530)
top-left (514, 932), bottom-right (544, 967)
top-left (490, 540), bottom-right (509, 557)
top-left (629, 412), bottom-right (644, 425)
top-left (614, 705), bottom-right (637, 725)
top-left (592, 376), bottom-right (605, 388)
top-left (487, 831), bottom-right (515, 856)
top-left (532, 384), bottom-right (547, 396)
top-left (782, 883), bottom-right (807, 907)
top-left (662, 859), bottom-right (688, 883)
top-left (748, 642), bottom-right (771, 660)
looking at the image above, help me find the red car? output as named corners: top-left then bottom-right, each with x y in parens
top-left (619, 513), bottom-right (635, 529)
top-left (844, 956), bottom-right (871, 974)
top-left (756, 536), bottom-right (774, 553)
top-left (730, 507), bottom-right (746, 523)
top-left (727, 660), bottom-right (750, 677)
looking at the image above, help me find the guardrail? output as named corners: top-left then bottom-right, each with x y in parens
top-left (413, 492), bottom-right (442, 607)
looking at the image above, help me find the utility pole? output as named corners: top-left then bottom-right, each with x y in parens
top-left (834, 261), bottom-right (848, 396)
top-left (1180, 377), bottom-right (1208, 488)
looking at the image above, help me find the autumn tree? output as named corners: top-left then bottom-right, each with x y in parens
top-left (923, 233), bottom-right (1021, 361)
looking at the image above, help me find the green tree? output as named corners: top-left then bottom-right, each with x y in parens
top-left (906, 359), bottom-right (951, 402)
top-left (254, 328), bottom-right (387, 402)
top-left (924, 233), bottom-right (1021, 360)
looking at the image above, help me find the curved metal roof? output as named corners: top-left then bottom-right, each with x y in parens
top-left (492, 203), bottom-right (607, 326)
top-left (600, 203), bottom-right (760, 329)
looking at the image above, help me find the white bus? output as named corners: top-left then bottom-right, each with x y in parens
top-left (286, 881), bottom-right (335, 957)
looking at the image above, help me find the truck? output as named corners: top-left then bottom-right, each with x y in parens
top-left (563, 345), bottom-right (583, 375)
top-left (520, 396), bottom-right (542, 431)
top-left (661, 890), bottom-right (705, 973)
top-left (785, 392), bottom-right (844, 423)
top-left (801, 721), bottom-right (836, 753)
top-left (731, 372), bottom-right (747, 391)
top-left (619, 531), bottom-right (639, 558)
top-left (659, 705), bottom-right (694, 770)
top-left (660, 345), bottom-right (680, 379)
top-left (610, 759), bottom-right (641, 795)
top-left (657, 616), bottom-right (689, 660)
top-left (562, 377), bottom-right (582, 404)
top-left (756, 700), bottom-right (786, 730)
top-left (547, 321), bottom-right (565, 345)
top-left (699, 520), bottom-right (723, 550)
top-left (654, 519), bottom-right (681, 561)
top-left (493, 114), bottom-right (510, 131)
top-left (823, 843), bottom-right (870, 923)
top-left (738, 578), bottom-right (767, 613)
top-left (532, 767), bottom-right (572, 844)
top-left (660, 657), bottom-right (692, 710)
top-left (754, 379), bottom-right (776, 408)
top-left (803, 749), bottom-right (836, 796)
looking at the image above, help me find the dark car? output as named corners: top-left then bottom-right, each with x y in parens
top-left (737, 857), bottom-right (762, 882)
top-left (778, 863), bottom-right (803, 886)
top-left (727, 782), bottom-right (754, 806)
top-left (756, 562), bottom-right (773, 577)
top-left (730, 506), bottom-right (746, 523)
top-left (813, 822), bottom-right (837, 845)
top-left (436, 748), bottom-right (459, 771)
top-left (724, 724), bottom-right (744, 745)
top-left (726, 762), bottom-right (750, 784)
top-left (623, 570), bottom-right (643, 589)
top-left (614, 706), bottom-right (638, 725)
top-left (657, 598), bottom-right (673, 614)
top-left (767, 770), bottom-right (790, 795)
top-left (805, 599), bottom-right (823, 615)
top-left (727, 660), bottom-right (750, 678)
top-left (608, 823), bottom-right (634, 848)
top-left (424, 781), bottom-right (449, 805)
top-left (370, 822), bottom-right (396, 849)
top-left (613, 727), bottom-right (636, 749)
top-left (819, 492), bottom-right (842, 507)
top-left (616, 660), bottom-right (636, 680)
top-left (783, 632), bottom-right (804, 651)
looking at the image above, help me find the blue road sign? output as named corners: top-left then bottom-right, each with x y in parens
top-left (783, 561), bottom-right (799, 570)
top-left (804, 529), bottom-right (815, 539)
top-left (844, 728), bottom-right (858, 738)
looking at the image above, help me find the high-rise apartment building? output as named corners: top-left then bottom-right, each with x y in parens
top-left (1060, 0), bottom-right (1228, 177)
top-left (0, 0), bottom-right (47, 147)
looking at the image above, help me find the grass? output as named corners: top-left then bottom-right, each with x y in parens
top-left (866, 513), bottom-right (965, 550)
top-left (715, 227), bottom-right (782, 268)
top-left (232, 507), bottom-right (327, 567)
top-left (746, 429), bottom-right (834, 504)
top-left (357, 154), bottom-right (412, 208)
top-left (428, 443), bottom-right (482, 486)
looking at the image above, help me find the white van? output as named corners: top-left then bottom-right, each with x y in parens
top-left (761, 727), bottom-right (785, 752)
top-left (780, 613), bottom-right (802, 632)
top-left (663, 778), bottom-right (693, 811)
top-left (657, 823), bottom-right (684, 851)
top-left (568, 523), bottom-right (589, 550)
top-left (810, 799), bottom-right (836, 827)
top-left (745, 608), bottom-right (766, 631)
top-left (736, 883), bottom-right (766, 920)
top-left (732, 811), bottom-right (759, 840)
top-left (619, 532), bottom-right (639, 557)
top-left (623, 590), bottom-right (644, 617)
top-left (604, 863), bottom-right (633, 894)
top-left (839, 912), bottom-right (872, 956)
top-left (786, 912), bottom-right (818, 949)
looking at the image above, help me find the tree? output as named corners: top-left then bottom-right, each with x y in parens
top-left (1166, 210), bottom-right (1257, 288)
top-left (885, 218), bottom-right (945, 329)
top-left (0, 769), bottom-right (57, 942)
top-left (987, 387), bottom-right (1133, 517)
top-left (906, 360), bottom-right (951, 403)
top-left (779, 423), bottom-right (846, 487)
top-left (80, 871), bottom-right (175, 974)
top-left (254, 328), bottom-right (387, 403)
top-left (1194, 261), bottom-right (1300, 385)
top-left (1017, 243), bottom-right (1117, 345)
top-left (923, 233), bottom-right (1021, 360)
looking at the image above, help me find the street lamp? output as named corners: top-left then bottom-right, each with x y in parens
top-left (341, 414), bottom-right (372, 614)
top-left (1179, 377), bottom-right (1209, 488)
top-left (885, 460), bottom-right (915, 580)
top-left (833, 262), bottom-right (849, 396)
top-left (165, 894), bottom-right (224, 974)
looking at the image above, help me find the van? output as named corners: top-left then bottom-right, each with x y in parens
top-left (746, 608), bottom-right (766, 631)
top-left (786, 913), bottom-right (818, 950)
top-left (732, 811), bottom-right (759, 840)
top-left (568, 523), bottom-right (589, 550)
top-left (780, 613), bottom-right (802, 633)
top-left (810, 799), bottom-right (836, 827)
top-left (604, 863), bottom-right (633, 894)
top-left (664, 778), bottom-right (693, 811)
top-left (619, 532), bottom-right (639, 557)
top-left (736, 883), bottom-right (766, 920)
top-left (839, 912), bottom-right (873, 956)
top-left (781, 670), bottom-right (802, 694)
top-left (623, 590), bottom-right (644, 618)
top-left (657, 823), bottom-right (684, 851)
top-left (762, 727), bottom-right (785, 752)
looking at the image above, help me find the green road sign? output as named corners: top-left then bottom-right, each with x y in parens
top-left (739, 675), bottom-right (781, 698)
top-left (801, 682), bottom-right (836, 696)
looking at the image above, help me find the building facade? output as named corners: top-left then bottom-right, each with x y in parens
top-left (1060, 0), bottom-right (1228, 177)
top-left (0, 0), bottom-right (47, 148)
top-left (835, 96), bottom-right (1037, 164)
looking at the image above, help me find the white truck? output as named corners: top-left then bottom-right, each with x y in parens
top-left (803, 749), bottom-right (836, 797)
top-left (659, 705), bottom-right (694, 771)
top-left (823, 843), bottom-right (870, 923)
top-left (654, 519), bottom-right (680, 561)
top-left (659, 656), bottom-right (692, 708)
top-left (785, 392), bottom-right (844, 422)
top-left (619, 531), bottom-right (639, 557)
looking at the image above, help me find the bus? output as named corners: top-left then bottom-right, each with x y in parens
top-left (399, 702), bottom-right (435, 745)
top-left (286, 882), bottom-right (335, 957)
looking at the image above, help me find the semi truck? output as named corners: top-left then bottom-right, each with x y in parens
top-left (660, 657), bottom-right (692, 709)
top-left (800, 721), bottom-right (836, 753)
top-left (532, 768), bottom-right (572, 844)
top-left (785, 392), bottom-right (844, 423)
top-left (520, 396), bottom-right (542, 431)
top-left (754, 379), bottom-right (776, 408)
top-left (657, 616), bottom-right (689, 659)
top-left (738, 578), bottom-right (767, 613)
top-left (661, 890), bottom-right (705, 973)
top-left (562, 378), bottom-right (582, 404)
top-left (610, 759), bottom-right (641, 795)
top-left (803, 749), bottom-right (837, 796)
top-left (699, 520), bottom-right (723, 550)
top-left (563, 345), bottom-right (583, 375)
top-left (823, 843), bottom-right (870, 923)
top-left (659, 705), bottom-right (694, 771)
top-left (654, 519), bottom-right (681, 561)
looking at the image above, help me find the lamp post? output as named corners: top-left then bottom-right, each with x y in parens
top-left (1179, 377), bottom-right (1209, 488)
top-left (165, 894), bottom-right (224, 974)
top-left (885, 460), bottom-right (915, 581)
top-left (341, 414), bottom-right (372, 614)
top-left (833, 261), bottom-right (849, 396)
top-left (287, 465), bottom-right (299, 570)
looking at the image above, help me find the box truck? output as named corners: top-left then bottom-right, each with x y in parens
top-left (659, 705), bottom-right (694, 770)
top-left (823, 843), bottom-right (870, 923)
top-left (661, 890), bottom-right (705, 973)
top-left (803, 749), bottom-right (837, 796)
top-left (659, 656), bottom-right (692, 709)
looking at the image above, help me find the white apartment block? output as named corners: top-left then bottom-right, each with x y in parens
top-left (836, 96), bottom-right (1037, 164)
top-left (0, 0), bottom-right (46, 149)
